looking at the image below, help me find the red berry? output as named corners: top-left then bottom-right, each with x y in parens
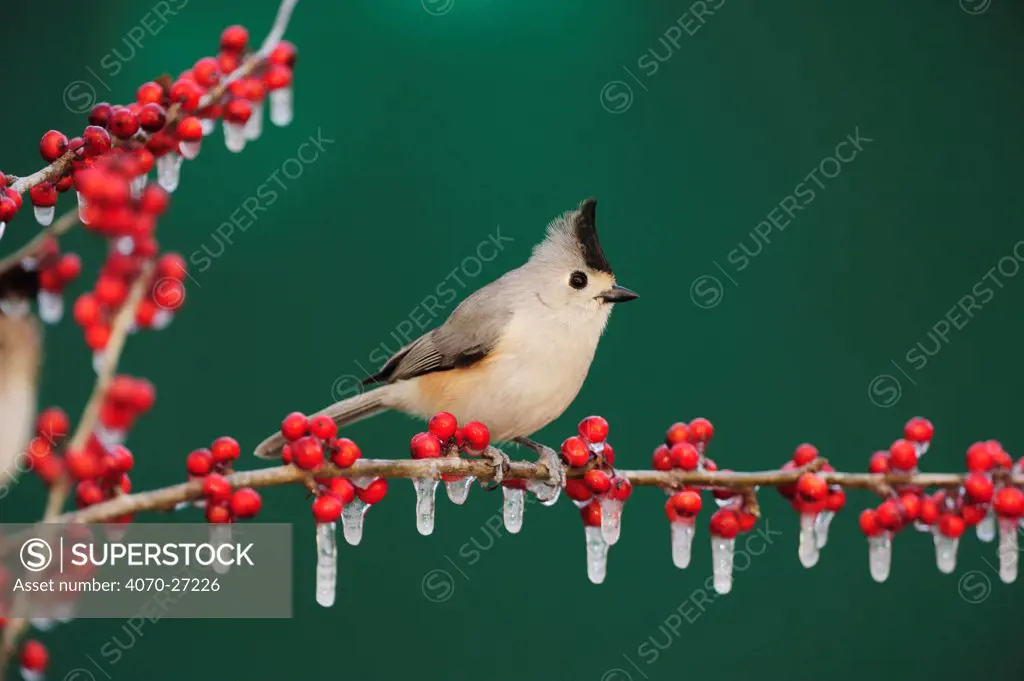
top-left (65, 448), bottom-right (98, 480)
top-left (583, 469), bottom-right (611, 494)
top-left (313, 495), bottom-right (343, 523)
top-left (709, 509), bottom-right (740, 538)
top-left (737, 510), bottom-right (757, 532)
top-left (670, 442), bottom-right (700, 470)
top-left (961, 502), bottom-right (985, 526)
top-left (82, 125), bottom-right (112, 156)
top-left (792, 443), bottom-right (818, 466)
top-left (221, 25), bottom-right (249, 52)
top-left (609, 476), bottom-right (632, 501)
top-left (428, 412), bottom-right (458, 440)
top-left (671, 489), bottom-right (702, 518)
top-left (137, 82), bottom-right (164, 104)
top-left (993, 487), bottom-right (1024, 518)
top-left (76, 480), bottom-right (105, 507)
top-left (186, 449), bottom-right (215, 476)
top-left (688, 417), bottom-right (713, 443)
top-left (85, 324), bottom-right (111, 351)
top-left (919, 496), bottom-right (940, 525)
top-left (193, 57), bottom-right (221, 87)
top-left (29, 182), bottom-right (58, 208)
top-left (40, 130), bottom-right (69, 161)
top-left (356, 478), bottom-right (388, 504)
top-left (899, 492), bottom-right (921, 522)
top-left (211, 436), bottom-right (241, 464)
top-left (89, 102), bottom-right (113, 126)
top-left (565, 478), bottom-right (592, 502)
top-left (108, 445), bottom-right (134, 473)
top-left (888, 439), bottom-right (918, 471)
top-left (652, 444), bottom-right (673, 471)
top-left (560, 436), bottom-right (590, 467)
top-left (177, 116), bottom-right (203, 142)
top-left (875, 500), bottom-right (903, 531)
top-left (601, 442), bottom-right (615, 466)
top-left (966, 441), bottom-right (993, 472)
top-left (0, 195), bottom-right (19, 222)
top-left (20, 641), bottom-right (48, 672)
top-left (665, 421), bottom-right (689, 445)
top-left (56, 253), bottom-right (81, 282)
top-left (139, 184), bottom-right (169, 215)
top-left (136, 103), bottom-right (167, 133)
top-left (461, 421), bottom-right (490, 452)
top-left (202, 474), bottom-right (232, 503)
top-left (281, 412), bottom-right (308, 441)
top-left (326, 477), bottom-right (356, 505)
top-left (938, 512), bottom-right (966, 538)
top-left (859, 509), bottom-right (883, 536)
top-left (36, 407), bottom-right (69, 440)
top-left (269, 40), bottom-right (297, 67)
top-left (578, 415), bottom-right (609, 443)
top-left (109, 107), bottom-right (140, 139)
top-left (292, 436), bottom-right (325, 470)
top-left (308, 415), bottom-right (338, 440)
top-left (580, 500), bottom-right (602, 526)
top-left (411, 432), bottom-right (442, 459)
top-left (825, 487), bottom-right (846, 512)
top-left (206, 503), bottom-right (232, 524)
top-left (230, 488), bottom-right (262, 518)
top-left (281, 444), bottom-right (293, 465)
top-left (903, 417), bottom-right (934, 443)
top-left (868, 451), bottom-right (891, 474)
top-left (964, 472), bottom-right (995, 504)
top-left (224, 98), bottom-right (253, 124)
top-left (330, 437), bottom-right (362, 468)
top-left (796, 473), bottom-right (827, 503)
top-left (264, 64), bottom-right (293, 90)
top-left (170, 79), bottom-right (204, 112)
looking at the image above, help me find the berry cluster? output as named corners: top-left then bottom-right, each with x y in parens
top-left (563, 416), bottom-right (632, 545)
top-left (27, 238), bottom-right (82, 323)
top-left (775, 443), bottom-right (846, 567)
top-left (184, 436), bottom-right (262, 522)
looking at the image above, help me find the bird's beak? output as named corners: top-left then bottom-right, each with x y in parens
top-left (598, 284), bottom-right (638, 304)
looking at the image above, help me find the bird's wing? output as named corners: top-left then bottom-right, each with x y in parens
top-left (362, 281), bottom-right (514, 386)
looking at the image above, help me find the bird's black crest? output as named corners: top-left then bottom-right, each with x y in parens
top-left (0, 264), bottom-right (39, 304)
top-left (575, 198), bottom-right (612, 274)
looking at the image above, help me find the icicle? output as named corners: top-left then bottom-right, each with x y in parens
top-left (711, 535), bottom-right (735, 594)
top-left (210, 524), bottom-right (233, 575)
top-left (152, 309), bottom-right (174, 330)
top-left (976, 510), bottom-right (996, 542)
top-left (244, 100), bottom-right (265, 141)
top-left (815, 511), bottom-right (834, 549)
top-left (270, 87), bottom-right (294, 127)
top-left (412, 477), bottom-right (439, 536)
top-left (52, 601), bottom-right (74, 624)
top-left (342, 499), bottom-right (369, 546)
top-left (933, 532), bottom-right (958, 574)
top-left (997, 517), bottom-right (1018, 583)
top-left (315, 521), bottom-right (338, 607)
top-left (180, 141), bottom-right (201, 161)
top-left (33, 205), bottom-right (54, 227)
top-left (202, 118), bottom-right (217, 136)
top-left (130, 174), bottom-right (148, 198)
top-left (20, 666), bottom-right (43, 681)
top-left (670, 518), bottom-right (695, 569)
top-left (76, 191), bottom-right (90, 224)
top-left (115, 235), bottom-right (135, 255)
top-left (799, 512), bottom-right (820, 568)
top-left (584, 526), bottom-right (609, 584)
top-left (156, 153), bottom-right (183, 192)
top-left (94, 424), bottom-right (125, 449)
top-left (29, 618), bottom-right (54, 632)
top-left (0, 222), bottom-right (6, 242)
top-left (36, 291), bottom-right (63, 324)
top-left (598, 497), bottom-right (624, 545)
top-left (224, 122), bottom-right (247, 152)
top-left (869, 532), bottom-right (892, 582)
top-left (526, 479), bottom-right (561, 506)
top-left (92, 351), bottom-right (106, 374)
top-left (502, 486), bottom-right (525, 534)
top-left (445, 476), bottom-right (474, 505)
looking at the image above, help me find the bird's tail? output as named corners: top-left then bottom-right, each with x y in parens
top-left (253, 387), bottom-right (392, 459)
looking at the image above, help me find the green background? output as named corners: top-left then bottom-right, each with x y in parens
top-left (2, 0), bottom-right (1023, 679)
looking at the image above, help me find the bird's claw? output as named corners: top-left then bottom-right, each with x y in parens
top-left (480, 446), bottom-right (510, 490)
top-left (526, 444), bottom-right (564, 506)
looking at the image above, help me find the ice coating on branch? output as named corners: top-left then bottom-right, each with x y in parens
top-left (270, 87), bottom-right (294, 127)
top-left (224, 122), bottom-right (247, 152)
top-left (815, 511), bottom-right (834, 549)
top-left (210, 524), bottom-right (232, 574)
top-left (526, 478), bottom-right (560, 506)
top-left (243, 101), bottom-right (264, 141)
top-left (37, 291), bottom-right (63, 324)
top-left (933, 533), bottom-right (958, 574)
top-left (997, 517), bottom-right (1018, 583)
top-left (502, 486), bottom-right (525, 534)
top-left (584, 526), bottom-right (609, 584)
top-left (342, 498), bottom-right (370, 546)
top-left (869, 532), bottom-right (892, 582)
top-left (798, 512), bottom-right (820, 568)
top-left (76, 191), bottom-right (90, 224)
top-left (599, 497), bottom-right (624, 545)
top-left (412, 477), bottom-right (439, 536)
top-left (976, 510), bottom-right (996, 543)
top-left (315, 521), bottom-right (337, 607)
top-left (670, 519), bottom-right (695, 569)
top-left (156, 153), bottom-right (183, 192)
top-left (445, 476), bottom-right (473, 505)
top-left (33, 205), bottom-right (54, 227)
top-left (711, 536), bottom-right (735, 594)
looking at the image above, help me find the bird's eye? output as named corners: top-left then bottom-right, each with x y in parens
top-left (569, 271), bottom-right (588, 290)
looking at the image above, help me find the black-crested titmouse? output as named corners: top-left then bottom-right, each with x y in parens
top-left (254, 198), bottom-right (637, 482)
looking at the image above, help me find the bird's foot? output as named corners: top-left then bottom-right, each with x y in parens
top-left (515, 437), bottom-right (564, 506)
top-left (480, 445), bottom-right (510, 490)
